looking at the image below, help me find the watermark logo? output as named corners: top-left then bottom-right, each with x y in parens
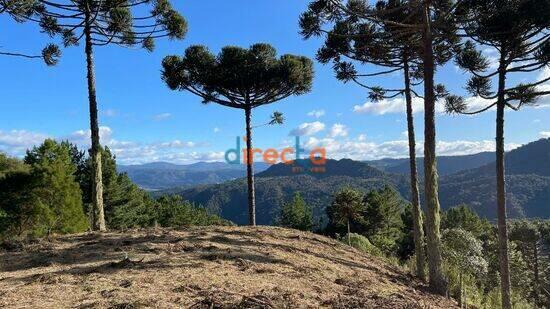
top-left (225, 136), bottom-right (326, 173)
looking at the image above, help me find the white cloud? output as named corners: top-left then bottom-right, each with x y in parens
top-left (0, 126), bottom-right (216, 165)
top-left (66, 126), bottom-right (114, 146)
top-left (436, 140), bottom-right (519, 156)
top-left (353, 97), bottom-right (444, 115)
top-left (353, 89), bottom-right (550, 116)
top-left (0, 124), bottom-right (529, 166)
top-left (539, 66), bottom-right (550, 81)
top-left (116, 150), bottom-right (225, 165)
top-left (213, 127), bottom-right (220, 133)
top-left (328, 123), bottom-right (349, 138)
top-left (289, 121), bottom-right (325, 136)
top-left (540, 131), bottom-right (550, 138)
top-left (299, 136), bottom-right (521, 161)
top-left (460, 96), bottom-right (495, 113)
top-left (307, 109), bottom-right (325, 118)
top-left (535, 67), bottom-right (550, 107)
top-left (153, 113), bottom-right (172, 121)
top-left (157, 140), bottom-right (200, 148)
top-left (486, 55), bottom-right (500, 71)
top-left (0, 130), bottom-right (50, 157)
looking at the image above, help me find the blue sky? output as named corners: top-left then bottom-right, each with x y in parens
top-left (1, 1), bottom-right (549, 165)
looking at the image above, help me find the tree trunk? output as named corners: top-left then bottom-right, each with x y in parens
top-left (421, 0), bottom-right (446, 295)
top-left (459, 273), bottom-right (463, 308)
top-left (347, 218), bottom-right (351, 246)
top-left (464, 278), bottom-right (467, 309)
top-left (244, 106), bottom-right (256, 226)
top-left (404, 56), bottom-right (426, 281)
top-left (84, 7), bottom-right (106, 232)
top-left (533, 240), bottom-right (540, 304)
top-left (496, 57), bottom-right (512, 309)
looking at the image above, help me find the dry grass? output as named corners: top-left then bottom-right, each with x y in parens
top-left (0, 226), bottom-right (457, 308)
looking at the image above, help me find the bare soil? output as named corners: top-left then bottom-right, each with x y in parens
top-left (0, 226), bottom-right (457, 308)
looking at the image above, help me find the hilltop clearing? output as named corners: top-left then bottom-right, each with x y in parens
top-left (0, 226), bottom-right (456, 308)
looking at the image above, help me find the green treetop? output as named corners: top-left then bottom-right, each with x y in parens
top-left (278, 192), bottom-right (313, 232)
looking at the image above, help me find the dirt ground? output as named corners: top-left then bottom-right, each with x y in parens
top-left (0, 226), bottom-right (457, 308)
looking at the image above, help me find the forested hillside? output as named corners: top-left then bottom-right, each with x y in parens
top-left (168, 139), bottom-right (550, 224)
top-left (162, 159), bottom-right (409, 225)
top-left (2, 0), bottom-right (548, 306)
top-left (438, 139), bottom-right (550, 218)
top-left (367, 152), bottom-right (495, 177)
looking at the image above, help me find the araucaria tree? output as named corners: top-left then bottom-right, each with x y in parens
top-left (300, 0), bottom-right (429, 279)
top-left (13, 0), bottom-right (188, 231)
top-left (299, 0), bottom-right (456, 283)
top-left (327, 187), bottom-right (365, 245)
top-left (447, 0), bottom-right (550, 306)
top-left (161, 43), bottom-right (313, 226)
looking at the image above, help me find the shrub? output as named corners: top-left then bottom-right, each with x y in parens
top-left (345, 233), bottom-right (383, 257)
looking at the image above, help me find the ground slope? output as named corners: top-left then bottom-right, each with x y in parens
top-left (0, 227), bottom-right (456, 308)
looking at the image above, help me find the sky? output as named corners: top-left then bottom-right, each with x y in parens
top-left (1, 1), bottom-right (549, 165)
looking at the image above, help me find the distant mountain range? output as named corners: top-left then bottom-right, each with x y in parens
top-left (151, 138), bottom-right (549, 224)
top-left (366, 152), bottom-right (495, 177)
top-left (121, 150), bottom-right (495, 190)
top-left (119, 161), bottom-right (270, 190)
top-left (438, 138), bottom-right (550, 218)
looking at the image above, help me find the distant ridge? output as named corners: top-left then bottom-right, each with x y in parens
top-left (118, 161), bottom-right (270, 190)
top-left (161, 139), bottom-right (550, 223)
top-left (366, 151), bottom-right (495, 177)
top-left (438, 138), bottom-right (550, 218)
top-left (258, 158), bottom-right (386, 178)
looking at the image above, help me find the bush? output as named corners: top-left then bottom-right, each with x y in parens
top-left (109, 194), bottom-right (231, 230)
top-left (155, 195), bottom-right (230, 227)
top-left (344, 233), bottom-right (383, 257)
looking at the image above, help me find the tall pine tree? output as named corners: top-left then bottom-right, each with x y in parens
top-left (447, 1), bottom-right (550, 305)
top-left (12, 0), bottom-right (187, 231)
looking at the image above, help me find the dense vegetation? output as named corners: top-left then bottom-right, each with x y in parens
top-left (277, 192), bottom-right (313, 231)
top-left (167, 159), bottom-right (409, 225)
top-left (322, 189), bottom-right (550, 308)
top-left (0, 141), bottom-right (228, 239)
top-left (439, 139), bottom-right (550, 218)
